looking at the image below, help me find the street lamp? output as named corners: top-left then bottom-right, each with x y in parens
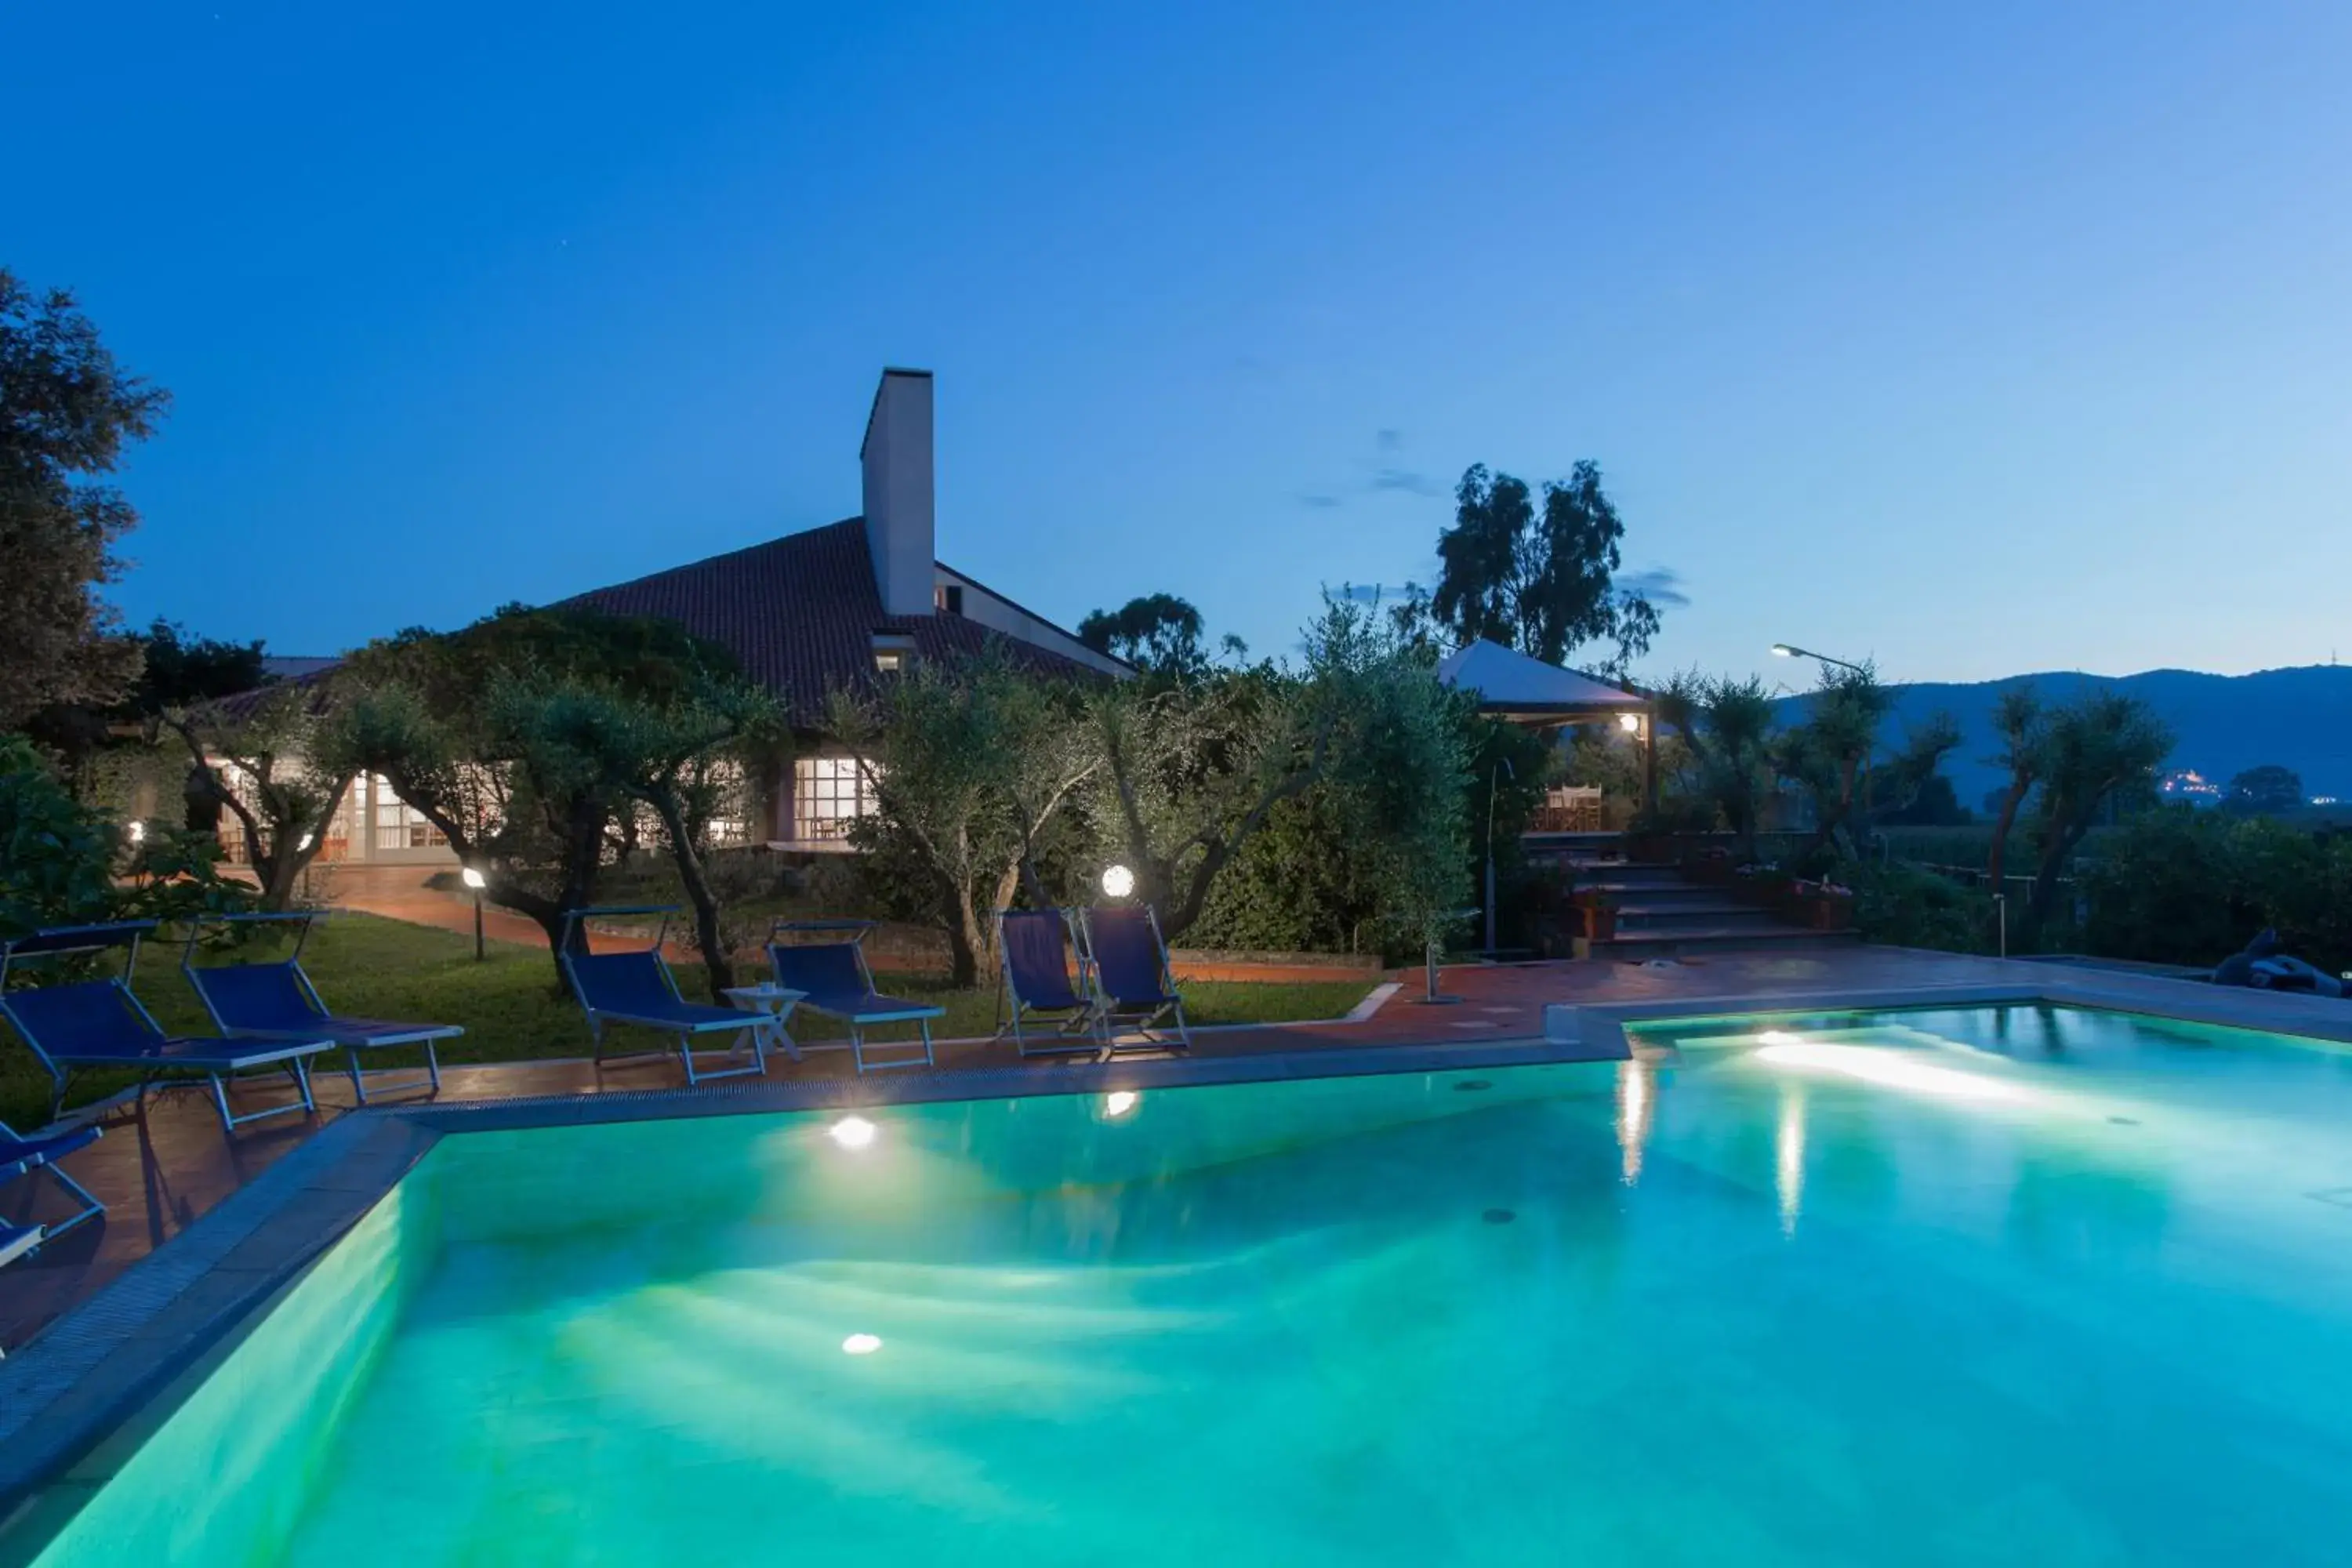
top-left (1771, 643), bottom-right (1868, 675)
top-left (461, 866), bottom-right (487, 960)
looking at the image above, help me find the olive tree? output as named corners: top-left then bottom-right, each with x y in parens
top-left (164, 684), bottom-right (353, 909)
top-left (832, 652), bottom-right (1100, 986)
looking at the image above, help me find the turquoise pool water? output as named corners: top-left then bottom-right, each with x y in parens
top-left (30, 1005), bottom-right (2352, 1565)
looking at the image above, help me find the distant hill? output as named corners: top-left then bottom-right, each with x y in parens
top-left (1772, 665), bottom-right (2352, 812)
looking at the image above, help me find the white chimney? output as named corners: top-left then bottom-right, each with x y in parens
top-left (860, 368), bottom-right (936, 617)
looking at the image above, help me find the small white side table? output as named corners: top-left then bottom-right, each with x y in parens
top-left (724, 984), bottom-right (807, 1062)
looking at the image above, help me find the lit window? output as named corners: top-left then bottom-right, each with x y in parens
top-left (873, 649), bottom-right (906, 673)
top-left (372, 775), bottom-right (448, 851)
top-left (793, 757), bottom-right (881, 842)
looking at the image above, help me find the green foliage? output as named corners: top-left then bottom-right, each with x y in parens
top-left (0, 271), bottom-right (169, 728)
top-left (2081, 808), bottom-right (2352, 971)
top-left (165, 681), bottom-right (353, 910)
top-left (0, 733), bottom-right (252, 940)
top-left (1076, 593), bottom-right (1210, 679)
top-left (1181, 602), bottom-right (1485, 958)
top-left (837, 650), bottom-right (1097, 985)
top-left (2224, 764), bottom-right (2304, 817)
top-left (2013, 691), bottom-right (2172, 942)
top-left (1091, 596), bottom-right (1473, 952)
top-left (126, 620), bottom-right (269, 716)
top-left (328, 605), bottom-right (772, 983)
top-left (1773, 663), bottom-right (1894, 866)
top-left (1655, 672), bottom-right (1778, 855)
top-left (1426, 461), bottom-right (1661, 677)
top-left (1839, 858), bottom-right (1994, 954)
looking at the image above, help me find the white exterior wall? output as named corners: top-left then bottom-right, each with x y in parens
top-left (934, 565), bottom-right (1131, 677)
top-left (859, 368), bottom-right (936, 616)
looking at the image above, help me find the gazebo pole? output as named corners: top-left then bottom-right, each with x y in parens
top-left (1642, 710), bottom-right (1657, 814)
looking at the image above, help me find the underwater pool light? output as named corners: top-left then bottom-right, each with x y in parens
top-left (829, 1116), bottom-right (877, 1150)
top-left (1103, 1091), bottom-right (1139, 1119)
top-left (841, 1333), bottom-right (883, 1356)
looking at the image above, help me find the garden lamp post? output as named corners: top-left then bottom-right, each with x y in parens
top-left (1101, 864), bottom-right (1135, 900)
top-left (461, 866), bottom-right (487, 960)
top-left (1484, 757), bottom-right (1514, 955)
top-left (1770, 643), bottom-right (1868, 675)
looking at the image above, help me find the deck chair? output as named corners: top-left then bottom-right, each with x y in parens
top-left (0, 1119), bottom-right (103, 1246)
top-left (766, 921), bottom-right (942, 1074)
top-left (0, 1221), bottom-right (41, 1274)
top-left (1080, 905), bottom-right (1190, 1054)
top-left (993, 908), bottom-right (1099, 1056)
top-left (559, 906), bottom-right (777, 1086)
top-left (0, 923), bottom-right (333, 1133)
top-left (182, 913), bottom-right (463, 1105)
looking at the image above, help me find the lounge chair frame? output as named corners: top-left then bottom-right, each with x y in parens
top-left (0, 1120), bottom-right (105, 1248)
top-left (765, 920), bottom-right (941, 1074)
top-left (0, 922), bottom-right (328, 1133)
top-left (1078, 903), bottom-right (1192, 1055)
top-left (181, 913), bottom-right (462, 1105)
top-left (559, 906), bottom-right (778, 1086)
top-left (992, 907), bottom-right (1102, 1057)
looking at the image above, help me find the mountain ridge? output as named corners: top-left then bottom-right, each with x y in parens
top-left (1769, 662), bottom-right (2352, 809)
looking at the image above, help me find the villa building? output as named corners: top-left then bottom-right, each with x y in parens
top-left (203, 368), bottom-right (1123, 868)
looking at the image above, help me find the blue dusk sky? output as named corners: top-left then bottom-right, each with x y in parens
top-left (12, 2), bottom-right (2350, 686)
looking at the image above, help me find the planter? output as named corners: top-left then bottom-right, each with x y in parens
top-left (1572, 892), bottom-right (1618, 942)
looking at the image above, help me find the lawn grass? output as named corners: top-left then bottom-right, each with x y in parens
top-left (0, 913), bottom-right (1377, 1131)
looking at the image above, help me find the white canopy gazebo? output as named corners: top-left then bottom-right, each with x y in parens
top-left (1436, 638), bottom-right (1655, 816)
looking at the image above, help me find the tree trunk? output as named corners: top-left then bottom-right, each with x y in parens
top-left (1985, 777), bottom-right (2029, 894)
top-left (943, 913), bottom-right (980, 989)
top-left (646, 790), bottom-right (733, 994)
top-left (2020, 815), bottom-right (2094, 946)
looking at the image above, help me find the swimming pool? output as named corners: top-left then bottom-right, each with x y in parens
top-left (24, 1004), bottom-right (2352, 1564)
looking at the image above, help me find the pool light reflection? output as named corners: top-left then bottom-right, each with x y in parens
top-left (1755, 1038), bottom-right (2023, 1102)
top-left (829, 1116), bottom-right (878, 1150)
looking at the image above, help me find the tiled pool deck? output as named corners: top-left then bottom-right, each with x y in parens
top-left (3, 941), bottom-right (2350, 1535)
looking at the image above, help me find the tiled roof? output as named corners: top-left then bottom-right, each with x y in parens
top-left (556, 517), bottom-right (1098, 723)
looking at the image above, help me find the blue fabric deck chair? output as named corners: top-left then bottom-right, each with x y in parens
top-left (181, 913), bottom-right (463, 1105)
top-left (766, 921), bottom-right (942, 1074)
top-left (0, 1119), bottom-right (103, 1246)
top-left (559, 906), bottom-right (776, 1086)
top-left (0, 923), bottom-right (333, 1134)
top-left (1080, 904), bottom-right (1191, 1054)
top-left (993, 908), bottom-right (1099, 1056)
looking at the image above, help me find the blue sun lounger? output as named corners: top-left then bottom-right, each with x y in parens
top-left (560, 906), bottom-right (779, 1086)
top-left (993, 908), bottom-right (1099, 1056)
top-left (0, 923), bottom-right (333, 1133)
top-left (1080, 904), bottom-right (1191, 1054)
top-left (0, 1119), bottom-right (103, 1246)
top-left (0, 1222), bottom-right (41, 1274)
top-left (766, 921), bottom-right (942, 1074)
top-left (182, 913), bottom-right (463, 1105)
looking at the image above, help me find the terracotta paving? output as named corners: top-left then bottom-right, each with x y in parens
top-left (0, 940), bottom-right (2274, 1353)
